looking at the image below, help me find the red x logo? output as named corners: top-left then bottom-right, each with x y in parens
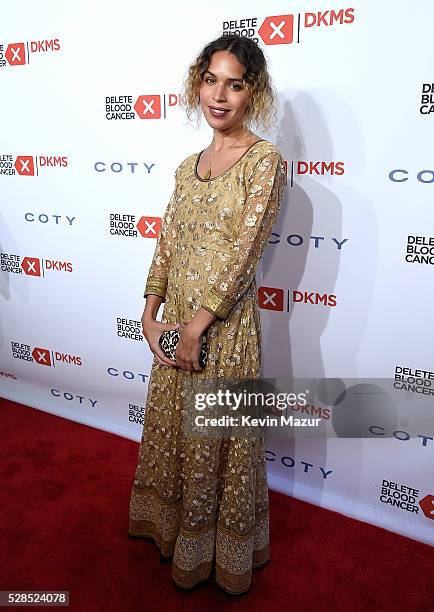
top-left (137, 216), bottom-right (162, 238)
top-left (15, 156), bottom-right (35, 176)
top-left (259, 286), bottom-right (284, 311)
top-left (134, 95), bottom-right (161, 119)
top-left (32, 347), bottom-right (52, 366)
top-left (419, 494), bottom-right (434, 520)
top-left (21, 256), bottom-right (41, 276)
top-left (6, 42), bottom-right (26, 65)
top-left (258, 15), bottom-right (294, 45)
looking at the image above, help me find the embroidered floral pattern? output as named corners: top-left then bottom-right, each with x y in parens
top-left (131, 141), bottom-right (287, 595)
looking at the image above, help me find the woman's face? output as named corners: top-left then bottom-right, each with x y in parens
top-left (199, 50), bottom-right (250, 131)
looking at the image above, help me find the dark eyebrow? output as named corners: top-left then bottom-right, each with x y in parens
top-left (204, 70), bottom-right (244, 83)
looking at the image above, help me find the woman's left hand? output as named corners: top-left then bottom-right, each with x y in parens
top-left (175, 323), bottom-right (203, 372)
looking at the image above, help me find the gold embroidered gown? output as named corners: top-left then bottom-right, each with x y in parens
top-left (128, 140), bottom-right (287, 594)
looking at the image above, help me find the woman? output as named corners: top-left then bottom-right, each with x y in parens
top-left (128, 34), bottom-right (287, 595)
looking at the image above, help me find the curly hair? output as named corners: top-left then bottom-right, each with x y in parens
top-left (182, 34), bottom-right (278, 133)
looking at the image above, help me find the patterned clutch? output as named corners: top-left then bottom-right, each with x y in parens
top-left (158, 328), bottom-right (208, 369)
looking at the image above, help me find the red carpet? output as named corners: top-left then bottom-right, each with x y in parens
top-left (0, 397), bottom-right (432, 611)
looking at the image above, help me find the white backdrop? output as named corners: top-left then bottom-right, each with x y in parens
top-left (1, 0), bottom-right (434, 546)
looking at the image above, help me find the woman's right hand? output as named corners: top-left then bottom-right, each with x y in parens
top-left (141, 316), bottom-right (180, 367)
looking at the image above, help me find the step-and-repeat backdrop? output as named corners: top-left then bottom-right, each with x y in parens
top-left (1, 1), bottom-right (433, 546)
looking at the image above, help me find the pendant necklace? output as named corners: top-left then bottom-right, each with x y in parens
top-left (205, 142), bottom-right (232, 180)
top-left (205, 146), bottom-right (218, 180)
top-left (204, 135), bottom-right (253, 180)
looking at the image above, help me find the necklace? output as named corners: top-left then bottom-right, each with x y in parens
top-left (205, 134), bottom-right (254, 180)
top-left (204, 145), bottom-right (221, 180)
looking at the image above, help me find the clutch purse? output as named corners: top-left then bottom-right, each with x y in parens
top-left (158, 328), bottom-right (208, 369)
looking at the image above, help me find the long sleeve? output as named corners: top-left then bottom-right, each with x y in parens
top-left (201, 150), bottom-right (287, 319)
top-left (143, 169), bottom-right (179, 300)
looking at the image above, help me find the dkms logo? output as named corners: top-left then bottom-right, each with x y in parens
top-left (105, 94), bottom-right (184, 120)
top-left (222, 8), bottom-right (355, 45)
top-left (0, 154), bottom-right (68, 176)
top-left (0, 39), bottom-right (61, 68)
top-left (11, 342), bottom-right (82, 367)
top-left (1, 253), bottom-right (73, 277)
